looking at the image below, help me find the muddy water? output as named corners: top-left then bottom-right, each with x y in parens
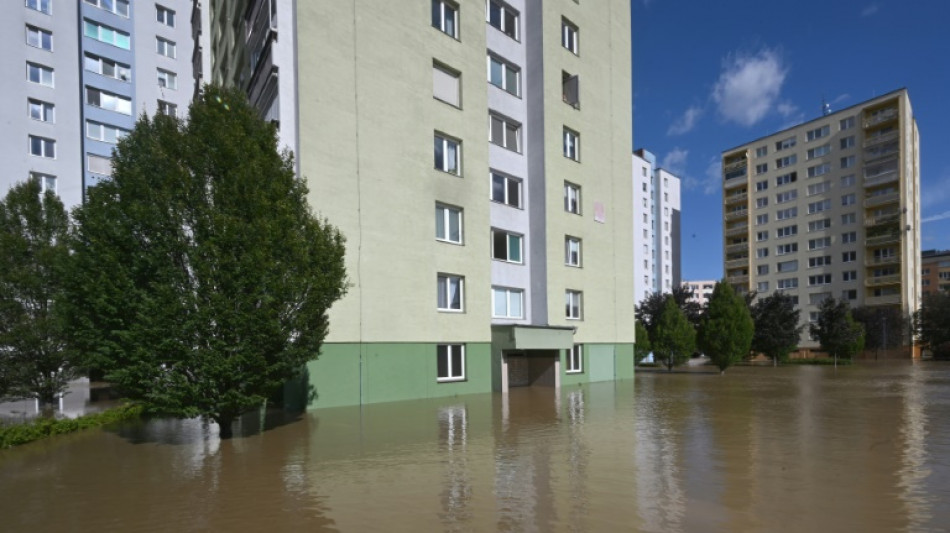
top-left (1, 363), bottom-right (949, 532)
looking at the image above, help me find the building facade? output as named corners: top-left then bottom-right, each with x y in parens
top-left (722, 89), bottom-right (921, 348)
top-left (632, 148), bottom-right (682, 305)
top-left (921, 249), bottom-right (950, 295)
top-left (202, 0), bottom-right (636, 408)
top-left (682, 280), bottom-right (716, 308)
top-left (1, 0), bottom-right (194, 209)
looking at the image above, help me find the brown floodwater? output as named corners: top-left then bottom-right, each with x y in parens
top-left (1, 362), bottom-right (949, 532)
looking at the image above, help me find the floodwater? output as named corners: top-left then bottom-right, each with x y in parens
top-left (1, 363), bottom-right (949, 532)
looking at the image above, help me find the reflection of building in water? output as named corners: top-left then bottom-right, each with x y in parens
top-left (0, 378), bottom-right (94, 421)
top-left (898, 364), bottom-right (931, 529)
top-left (438, 405), bottom-right (471, 526)
top-left (632, 379), bottom-right (685, 532)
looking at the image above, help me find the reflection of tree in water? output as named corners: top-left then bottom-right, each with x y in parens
top-left (566, 388), bottom-right (590, 532)
top-left (438, 404), bottom-right (472, 530)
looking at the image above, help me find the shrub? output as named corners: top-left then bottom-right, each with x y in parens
top-left (0, 403), bottom-right (142, 449)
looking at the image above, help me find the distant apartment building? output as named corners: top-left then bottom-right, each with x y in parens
top-left (682, 280), bottom-right (715, 308)
top-left (721, 89), bottom-right (921, 348)
top-left (632, 149), bottom-right (681, 305)
top-left (199, 0), bottom-right (637, 408)
top-left (1, 0), bottom-right (195, 209)
top-left (921, 249), bottom-right (950, 295)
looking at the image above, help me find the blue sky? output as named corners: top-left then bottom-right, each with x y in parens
top-left (631, 0), bottom-right (950, 282)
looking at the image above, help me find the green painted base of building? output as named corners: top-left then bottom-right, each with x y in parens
top-left (285, 341), bottom-right (635, 410)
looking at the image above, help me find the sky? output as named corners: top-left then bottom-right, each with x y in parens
top-left (631, 0), bottom-right (950, 282)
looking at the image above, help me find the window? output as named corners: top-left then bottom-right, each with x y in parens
top-left (30, 172), bottom-right (56, 194)
top-left (84, 20), bottom-right (130, 49)
top-left (563, 128), bottom-right (579, 160)
top-left (437, 344), bottom-right (465, 381)
top-left (488, 0), bottom-right (518, 40)
top-left (756, 231), bottom-right (768, 241)
top-left (26, 26), bottom-right (52, 51)
top-left (491, 171), bottom-right (521, 207)
top-left (29, 135), bottom-right (55, 158)
top-left (87, 153), bottom-right (112, 176)
top-left (492, 229), bottom-right (522, 263)
top-left (437, 274), bottom-right (464, 311)
top-left (843, 251), bottom-right (856, 263)
top-left (86, 120), bottom-right (128, 143)
top-left (562, 71), bottom-right (579, 108)
top-left (757, 248), bottom-right (769, 258)
top-left (27, 62), bottom-right (54, 86)
top-left (841, 213), bottom-right (856, 225)
top-left (808, 218), bottom-right (831, 232)
top-left (562, 18), bottom-right (578, 54)
top-left (757, 265), bottom-right (770, 275)
top-left (807, 181), bottom-right (832, 196)
top-left (433, 62), bottom-right (461, 107)
top-left (489, 113), bottom-right (521, 151)
top-left (756, 214), bottom-right (769, 225)
top-left (565, 290), bottom-right (582, 319)
top-left (840, 136), bottom-right (855, 150)
top-left (808, 237), bottom-right (832, 250)
top-left (755, 146), bottom-right (768, 157)
top-left (776, 171), bottom-right (797, 186)
top-left (840, 156), bottom-right (856, 169)
top-left (806, 144), bottom-right (830, 159)
top-left (842, 231), bottom-right (857, 244)
top-left (807, 163), bottom-right (831, 178)
top-left (564, 182), bottom-right (580, 214)
top-left (756, 180), bottom-right (768, 191)
top-left (157, 100), bottom-right (177, 116)
top-left (777, 260), bottom-right (798, 273)
top-left (86, 87), bottom-right (132, 115)
top-left (840, 116), bottom-right (855, 130)
top-left (434, 133), bottom-right (461, 175)
top-left (777, 207), bottom-right (797, 220)
top-left (775, 137), bottom-right (796, 151)
top-left (808, 199), bottom-right (831, 214)
top-left (809, 293), bottom-right (832, 306)
top-left (28, 99), bottom-right (54, 122)
top-left (775, 190), bottom-right (797, 204)
top-left (84, 0), bottom-right (129, 16)
top-left (156, 5), bottom-right (175, 27)
top-left (756, 197), bottom-right (768, 208)
top-left (26, 0), bottom-right (51, 14)
top-left (776, 155), bottom-right (797, 168)
top-left (565, 236), bottom-right (581, 266)
top-left (843, 271), bottom-right (857, 282)
top-left (566, 344), bottom-right (583, 373)
top-left (756, 163), bottom-right (768, 175)
top-left (841, 193), bottom-right (856, 206)
top-left (806, 125), bottom-right (830, 141)
top-left (156, 37), bottom-right (176, 58)
top-left (492, 287), bottom-right (524, 319)
top-left (776, 243), bottom-right (798, 255)
top-left (842, 289), bottom-right (857, 300)
top-left (809, 274), bottom-right (832, 286)
top-left (84, 53), bottom-right (131, 81)
top-left (776, 225), bottom-right (798, 238)
top-left (157, 69), bottom-right (177, 90)
top-left (808, 256), bottom-right (831, 268)
top-left (841, 175), bottom-right (856, 188)
top-left (757, 282), bottom-right (770, 292)
top-left (777, 278), bottom-right (799, 289)
top-left (435, 203), bottom-right (462, 244)
top-left (431, 0), bottom-right (458, 38)
top-left (488, 55), bottom-right (520, 96)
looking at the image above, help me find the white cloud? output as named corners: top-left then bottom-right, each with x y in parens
top-left (861, 4), bottom-right (880, 17)
top-left (661, 147), bottom-right (689, 175)
top-left (683, 156), bottom-right (721, 196)
top-left (777, 101), bottom-right (798, 118)
top-left (667, 106), bottom-right (703, 136)
top-left (712, 48), bottom-right (788, 127)
top-left (922, 211), bottom-right (950, 224)
top-left (832, 93), bottom-right (851, 105)
top-left (921, 168), bottom-right (950, 210)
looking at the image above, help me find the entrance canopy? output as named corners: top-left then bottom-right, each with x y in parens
top-left (491, 325), bottom-right (575, 351)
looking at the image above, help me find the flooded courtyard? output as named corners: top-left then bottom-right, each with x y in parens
top-left (1, 362), bottom-right (949, 532)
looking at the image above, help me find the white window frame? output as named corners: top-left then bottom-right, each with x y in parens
top-left (489, 113), bottom-right (521, 152)
top-left (158, 100), bottom-right (178, 116)
top-left (29, 135), bottom-right (55, 158)
top-left (561, 18), bottom-right (578, 54)
top-left (432, 0), bottom-right (459, 38)
top-left (437, 274), bottom-right (464, 312)
top-left (566, 344), bottom-right (583, 373)
top-left (565, 290), bottom-right (582, 320)
top-left (806, 125), bottom-right (830, 141)
top-left (26, 0), bottom-right (51, 15)
top-left (432, 62), bottom-right (461, 107)
top-left (157, 69), bottom-right (177, 90)
top-left (86, 120), bottom-right (128, 143)
top-left (435, 203), bottom-right (463, 244)
top-left (436, 344), bottom-right (465, 382)
top-left (26, 62), bottom-right (54, 87)
top-left (86, 87), bottom-right (132, 115)
top-left (490, 171), bottom-right (521, 208)
top-left (565, 236), bottom-right (581, 267)
top-left (84, 20), bottom-right (130, 49)
top-left (84, 0), bottom-right (129, 17)
top-left (28, 99), bottom-right (54, 122)
top-left (156, 5), bottom-right (176, 27)
top-left (564, 182), bottom-right (581, 214)
top-left (491, 229), bottom-right (523, 263)
top-left (487, 55), bottom-right (520, 96)
top-left (492, 286), bottom-right (524, 319)
top-left (26, 25), bottom-right (53, 51)
top-left (156, 37), bottom-right (176, 58)
top-left (84, 53), bottom-right (131, 81)
top-left (30, 172), bottom-right (56, 194)
top-left (87, 153), bottom-right (113, 176)
top-left (487, 0), bottom-right (519, 40)
top-left (434, 133), bottom-right (461, 175)
top-left (563, 128), bottom-right (579, 161)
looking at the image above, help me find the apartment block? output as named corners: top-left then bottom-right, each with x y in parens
top-left (1, 0), bottom-right (194, 209)
top-left (682, 280), bottom-right (716, 308)
top-left (722, 89), bottom-right (920, 348)
top-left (921, 249), bottom-right (950, 295)
top-left (632, 149), bottom-right (681, 305)
top-left (202, 0), bottom-right (636, 408)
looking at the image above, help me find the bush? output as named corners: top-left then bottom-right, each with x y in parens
top-left (0, 403), bottom-right (142, 449)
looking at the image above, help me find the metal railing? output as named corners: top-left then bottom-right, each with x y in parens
top-left (725, 258), bottom-right (748, 269)
top-left (862, 129), bottom-right (899, 148)
top-left (865, 274), bottom-right (901, 287)
top-left (864, 192), bottom-right (900, 208)
top-left (865, 293), bottom-right (901, 306)
top-left (865, 255), bottom-right (900, 267)
top-left (725, 224), bottom-right (749, 237)
top-left (865, 233), bottom-right (901, 246)
top-left (724, 191), bottom-right (748, 205)
top-left (863, 170), bottom-right (899, 188)
top-left (863, 108), bottom-right (898, 128)
top-left (724, 209), bottom-right (749, 221)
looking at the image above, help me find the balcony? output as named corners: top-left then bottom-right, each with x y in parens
top-left (725, 223), bottom-right (749, 237)
top-left (863, 129), bottom-right (899, 148)
top-left (725, 258), bottom-right (748, 270)
top-left (865, 232), bottom-right (901, 246)
top-left (726, 274), bottom-right (749, 285)
top-left (866, 293), bottom-right (901, 306)
top-left (725, 242), bottom-right (748, 254)
top-left (866, 274), bottom-right (901, 287)
top-left (724, 176), bottom-right (747, 190)
top-left (864, 191), bottom-right (900, 208)
top-left (864, 146), bottom-right (899, 165)
top-left (724, 209), bottom-right (748, 221)
top-left (863, 169), bottom-right (899, 188)
top-left (865, 255), bottom-right (900, 267)
top-left (724, 191), bottom-right (748, 205)
top-left (865, 213), bottom-right (900, 227)
top-left (864, 107), bottom-right (898, 128)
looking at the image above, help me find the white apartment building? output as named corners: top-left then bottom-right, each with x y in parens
top-left (682, 280), bottom-right (716, 308)
top-left (633, 148), bottom-right (681, 305)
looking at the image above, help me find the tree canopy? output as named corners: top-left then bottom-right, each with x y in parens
top-left (636, 284), bottom-right (703, 345)
top-left (750, 292), bottom-right (803, 365)
top-left (0, 179), bottom-right (74, 406)
top-left (851, 305), bottom-right (906, 351)
top-left (917, 291), bottom-right (950, 359)
top-left (652, 297), bottom-right (696, 371)
top-left (698, 281), bottom-right (754, 374)
top-left (634, 320), bottom-right (651, 364)
top-left (64, 85), bottom-right (348, 437)
top-left (809, 297), bottom-right (865, 362)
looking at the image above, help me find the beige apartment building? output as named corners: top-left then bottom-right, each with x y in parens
top-left (722, 89), bottom-right (920, 348)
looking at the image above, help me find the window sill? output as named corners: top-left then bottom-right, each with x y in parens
top-left (437, 377), bottom-right (467, 383)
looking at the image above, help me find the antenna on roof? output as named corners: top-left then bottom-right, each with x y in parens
top-left (821, 96), bottom-right (831, 116)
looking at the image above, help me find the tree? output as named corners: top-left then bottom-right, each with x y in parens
top-left (636, 284), bottom-right (703, 344)
top-left (851, 305), bottom-right (907, 352)
top-left (634, 320), bottom-right (652, 364)
top-left (750, 292), bottom-right (803, 366)
top-left (809, 298), bottom-right (865, 364)
top-left (698, 281), bottom-right (754, 374)
top-left (64, 85), bottom-right (348, 438)
top-left (652, 297), bottom-right (696, 371)
top-left (917, 291), bottom-right (950, 359)
top-left (0, 180), bottom-right (74, 407)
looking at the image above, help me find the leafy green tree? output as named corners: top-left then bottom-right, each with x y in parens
top-left (917, 291), bottom-right (950, 359)
top-left (0, 180), bottom-right (74, 407)
top-left (636, 284), bottom-right (703, 344)
top-left (64, 85), bottom-right (348, 438)
top-left (652, 297), bottom-right (696, 371)
top-left (809, 298), bottom-right (865, 364)
top-left (751, 292), bottom-right (803, 366)
top-left (698, 281), bottom-right (754, 374)
top-left (851, 305), bottom-right (906, 351)
top-left (634, 320), bottom-right (652, 364)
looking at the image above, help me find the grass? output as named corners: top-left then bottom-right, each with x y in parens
top-left (0, 403), bottom-right (142, 449)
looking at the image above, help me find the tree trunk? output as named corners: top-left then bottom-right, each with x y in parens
top-left (214, 414), bottom-right (236, 439)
